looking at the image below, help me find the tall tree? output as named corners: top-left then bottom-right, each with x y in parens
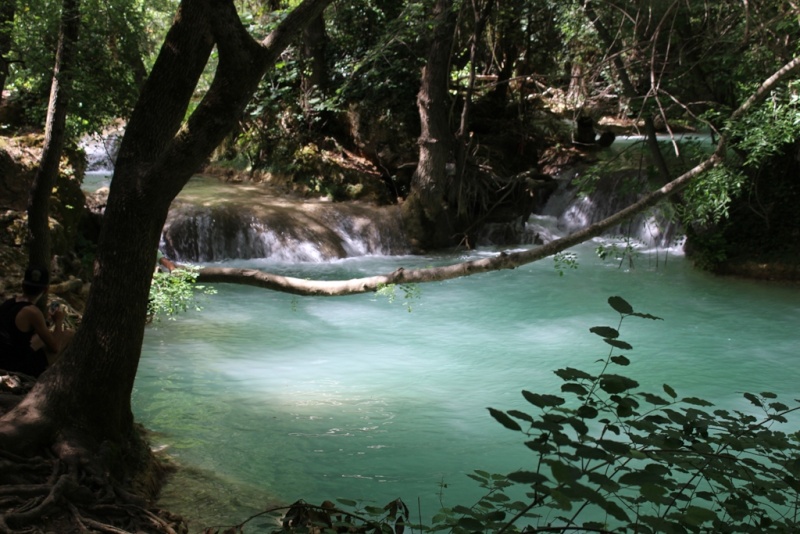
top-left (402, 0), bottom-right (458, 250)
top-left (0, 0), bottom-right (332, 528)
top-left (26, 0), bottom-right (80, 272)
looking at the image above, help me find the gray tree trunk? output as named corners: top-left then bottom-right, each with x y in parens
top-left (27, 0), bottom-right (79, 272)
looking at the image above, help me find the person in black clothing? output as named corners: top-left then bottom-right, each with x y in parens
top-left (0, 266), bottom-right (71, 377)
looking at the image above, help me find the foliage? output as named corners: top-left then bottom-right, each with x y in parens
top-left (552, 251), bottom-right (578, 277)
top-left (679, 165), bottom-right (747, 226)
top-left (728, 83), bottom-right (800, 169)
top-left (596, 238), bottom-right (640, 270)
top-left (470, 295), bottom-right (800, 532)
top-left (147, 266), bottom-right (216, 322)
top-left (376, 282), bottom-right (420, 312)
top-left (6, 0), bottom-right (173, 136)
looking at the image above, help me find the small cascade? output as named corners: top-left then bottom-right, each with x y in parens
top-left (79, 132), bottom-right (121, 172)
top-left (79, 131), bottom-right (121, 193)
top-left (524, 168), bottom-right (682, 249)
top-left (162, 199), bottom-right (409, 263)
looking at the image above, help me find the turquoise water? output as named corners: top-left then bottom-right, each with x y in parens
top-left (134, 243), bottom-right (800, 531)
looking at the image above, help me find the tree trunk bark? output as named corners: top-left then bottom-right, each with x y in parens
top-left (402, 0), bottom-right (457, 250)
top-left (302, 12), bottom-right (328, 97)
top-left (26, 0), bottom-right (79, 272)
top-left (0, 0), bottom-right (334, 467)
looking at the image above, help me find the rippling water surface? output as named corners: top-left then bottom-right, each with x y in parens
top-left (134, 243), bottom-right (800, 531)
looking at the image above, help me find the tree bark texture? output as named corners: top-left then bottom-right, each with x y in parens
top-left (26, 0), bottom-right (79, 272)
top-left (402, 0), bottom-right (457, 250)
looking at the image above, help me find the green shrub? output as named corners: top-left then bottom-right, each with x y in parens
top-left (147, 266), bottom-right (216, 322)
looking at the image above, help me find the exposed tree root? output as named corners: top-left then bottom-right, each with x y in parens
top-left (0, 371), bottom-right (188, 534)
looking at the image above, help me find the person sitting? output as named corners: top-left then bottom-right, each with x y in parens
top-left (0, 266), bottom-right (72, 377)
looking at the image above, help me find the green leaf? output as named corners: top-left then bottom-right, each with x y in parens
top-left (574, 445), bottom-right (610, 461)
top-left (610, 355), bottom-right (631, 366)
top-left (507, 470), bottom-right (549, 485)
top-left (590, 326), bottom-right (619, 338)
top-left (562, 383), bottom-right (589, 396)
top-left (598, 439), bottom-right (630, 455)
top-left (507, 409), bottom-right (534, 423)
top-left (604, 339), bottom-right (633, 350)
top-left (487, 408), bottom-right (522, 431)
top-left (682, 505), bottom-right (717, 526)
top-left (630, 312), bottom-right (663, 320)
top-left (554, 367), bottom-right (595, 381)
top-left (549, 489), bottom-right (572, 511)
top-left (769, 402), bottom-right (789, 412)
top-left (587, 472), bottom-right (621, 492)
top-left (744, 392), bottom-right (763, 407)
top-left (608, 296), bottom-right (633, 315)
top-left (485, 510), bottom-right (506, 522)
top-left (639, 392), bottom-right (669, 405)
top-left (599, 374), bottom-right (639, 394)
top-left (663, 384), bottom-right (677, 399)
top-left (547, 460), bottom-right (579, 484)
top-left (577, 404), bottom-right (599, 419)
top-left (619, 471), bottom-right (663, 486)
top-left (682, 397), bottom-right (714, 407)
top-left (522, 391), bottom-right (566, 408)
top-left (599, 499), bottom-right (629, 522)
top-left (566, 417), bottom-right (589, 435)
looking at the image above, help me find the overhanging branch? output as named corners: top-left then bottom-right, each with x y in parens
top-left (198, 55), bottom-right (800, 297)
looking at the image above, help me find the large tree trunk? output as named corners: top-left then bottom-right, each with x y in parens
top-left (26, 0), bottom-right (79, 272)
top-left (0, 0), bottom-right (333, 483)
top-left (302, 12), bottom-right (328, 96)
top-left (401, 0), bottom-right (457, 250)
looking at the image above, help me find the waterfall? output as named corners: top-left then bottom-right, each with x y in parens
top-left (524, 168), bottom-right (682, 249)
top-left (157, 133), bottom-right (707, 262)
top-left (162, 199), bottom-right (409, 263)
top-left (79, 132), bottom-right (121, 172)
top-left (79, 131), bottom-right (121, 193)
top-left (520, 134), bottom-right (711, 249)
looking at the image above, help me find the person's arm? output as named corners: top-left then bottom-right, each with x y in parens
top-left (17, 305), bottom-right (63, 354)
top-left (159, 256), bottom-right (176, 272)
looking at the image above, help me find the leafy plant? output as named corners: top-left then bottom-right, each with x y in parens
top-left (147, 266), bottom-right (216, 322)
top-left (553, 252), bottom-right (578, 276)
top-left (596, 238), bottom-right (640, 269)
top-left (376, 283), bottom-right (420, 312)
top-left (470, 296), bottom-right (800, 533)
